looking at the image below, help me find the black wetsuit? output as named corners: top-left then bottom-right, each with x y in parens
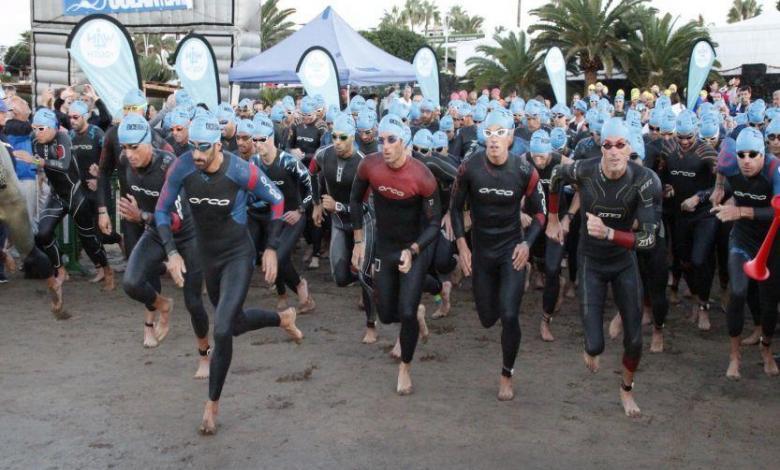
top-left (120, 149), bottom-right (208, 341)
top-left (350, 153), bottom-right (440, 364)
top-left (166, 136), bottom-right (194, 157)
top-left (451, 150), bottom-right (546, 377)
top-left (35, 131), bottom-right (108, 271)
top-left (635, 168), bottom-right (669, 329)
top-left (288, 122), bottom-right (324, 258)
top-left (452, 124), bottom-right (477, 160)
top-left (549, 158), bottom-right (657, 372)
top-left (155, 150), bottom-right (285, 402)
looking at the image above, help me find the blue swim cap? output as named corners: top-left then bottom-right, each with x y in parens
top-left (118, 114), bottom-right (151, 145)
top-left (550, 127), bottom-right (568, 150)
top-left (123, 89), bottom-right (147, 107)
top-left (510, 98), bottom-right (525, 115)
top-left (457, 102), bottom-right (473, 117)
top-left (586, 110), bottom-right (608, 134)
top-left (325, 105), bottom-right (340, 124)
top-left (525, 99), bottom-right (543, 117)
top-left (628, 130), bottom-right (645, 160)
top-left (601, 117), bottom-right (631, 141)
top-left (624, 109), bottom-right (641, 129)
top-left (170, 106), bottom-right (191, 127)
top-left (402, 125), bottom-right (412, 148)
top-left (270, 104), bottom-right (285, 123)
top-left (238, 98), bottom-right (254, 110)
top-left (409, 102), bottom-right (421, 121)
top-left (473, 104), bottom-right (487, 123)
top-left (217, 103), bottom-right (235, 124)
top-left (476, 122), bottom-right (487, 146)
top-left (614, 94), bottom-right (625, 103)
top-left (588, 93), bottom-right (599, 104)
top-left (698, 102), bottom-right (714, 117)
top-left (253, 115), bottom-right (274, 138)
top-left (597, 98), bottom-right (611, 113)
top-left (70, 100), bottom-right (89, 117)
top-left (390, 100), bottom-right (411, 120)
top-left (236, 119), bottom-right (256, 136)
top-left (32, 108), bottom-right (58, 129)
top-left (312, 94), bottom-right (325, 110)
top-left (736, 127), bottom-right (765, 154)
top-left (189, 114), bottom-right (222, 144)
top-left (378, 113), bottom-right (407, 144)
top-left (747, 99), bottom-right (766, 125)
top-left (551, 103), bottom-right (571, 118)
top-left (675, 110), bottom-right (698, 135)
top-left (432, 131), bottom-right (448, 149)
top-left (487, 99), bottom-right (502, 112)
top-left (735, 113), bottom-right (748, 126)
top-left (413, 129), bottom-right (434, 150)
top-left (766, 107), bottom-right (780, 122)
top-left (477, 95), bottom-right (489, 105)
top-left (439, 115), bottom-right (454, 132)
top-left (765, 118), bottom-right (780, 137)
top-left (355, 110), bottom-right (375, 131)
top-left (655, 95), bottom-right (671, 109)
top-left (699, 116), bottom-right (720, 139)
top-left (365, 99), bottom-right (377, 111)
top-left (659, 109), bottom-right (676, 133)
top-left (484, 109), bottom-right (514, 130)
top-left (282, 95), bottom-right (295, 109)
top-left (175, 89), bottom-right (191, 106)
top-left (573, 100), bottom-right (588, 113)
top-left (420, 98), bottom-right (435, 113)
top-left (530, 129), bottom-right (552, 154)
top-left (333, 113), bottom-right (356, 136)
top-left (301, 96), bottom-right (317, 115)
top-left (649, 108), bottom-right (663, 128)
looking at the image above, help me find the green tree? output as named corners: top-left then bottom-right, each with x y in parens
top-left (727, 0), bottom-right (762, 23)
top-left (528, 0), bottom-right (644, 86)
top-left (379, 6), bottom-right (406, 29)
top-left (139, 55), bottom-right (173, 83)
top-left (465, 31), bottom-right (543, 97)
top-left (625, 13), bottom-right (713, 88)
top-left (401, 0), bottom-right (424, 32)
top-left (3, 31), bottom-right (31, 76)
top-left (420, 1), bottom-right (441, 35)
top-left (360, 28), bottom-right (429, 62)
top-left (260, 0), bottom-right (296, 50)
top-left (446, 6), bottom-right (484, 35)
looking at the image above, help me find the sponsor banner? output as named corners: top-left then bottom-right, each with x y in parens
top-left (296, 47), bottom-right (340, 111)
top-left (544, 47), bottom-right (566, 105)
top-left (174, 34), bottom-right (220, 111)
top-left (687, 41), bottom-right (716, 110)
top-left (64, 0), bottom-right (193, 16)
top-left (413, 46), bottom-right (440, 108)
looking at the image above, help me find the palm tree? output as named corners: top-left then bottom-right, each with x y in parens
top-left (727, 0), bottom-right (763, 23)
top-left (401, 0), bottom-right (424, 32)
top-left (420, 1), bottom-right (441, 35)
top-left (528, 0), bottom-right (644, 86)
top-left (625, 13), bottom-right (714, 89)
top-left (379, 6), bottom-right (406, 29)
top-left (260, 0), bottom-right (296, 50)
top-left (447, 6), bottom-right (484, 35)
top-left (465, 31), bottom-right (543, 97)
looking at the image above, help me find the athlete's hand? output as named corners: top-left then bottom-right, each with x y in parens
top-left (98, 212), bottom-right (113, 235)
top-left (546, 218), bottom-right (564, 244)
top-left (118, 195), bottom-right (142, 223)
top-left (520, 212), bottom-right (532, 229)
top-left (165, 252), bottom-right (186, 288)
top-left (312, 204), bottom-right (324, 227)
top-left (88, 163), bottom-right (99, 177)
top-left (711, 204), bottom-right (741, 222)
top-left (441, 212), bottom-right (454, 241)
top-left (585, 212), bottom-right (609, 240)
top-left (561, 215), bottom-right (572, 237)
top-left (351, 242), bottom-right (365, 271)
top-left (663, 184), bottom-right (674, 199)
top-left (86, 179), bottom-right (97, 191)
top-left (282, 210), bottom-right (301, 225)
top-left (456, 237), bottom-right (472, 277)
top-left (680, 195), bottom-right (700, 212)
top-left (321, 194), bottom-right (336, 212)
top-left (261, 249), bottom-right (278, 284)
top-left (512, 242), bottom-right (530, 271)
top-left (290, 148), bottom-right (304, 159)
top-left (709, 185), bottom-right (725, 206)
top-left (398, 249), bottom-right (413, 274)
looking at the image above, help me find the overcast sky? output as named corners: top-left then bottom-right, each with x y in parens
top-left (0, 0), bottom-right (748, 48)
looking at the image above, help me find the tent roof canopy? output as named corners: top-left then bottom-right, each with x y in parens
top-left (229, 6), bottom-right (416, 86)
top-left (709, 10), bottom-right (780, 71)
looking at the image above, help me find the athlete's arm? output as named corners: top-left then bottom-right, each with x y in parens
top-left (349, 159), bottom-right (371, 230)
top-left (414, 172), bottom-right (442, 252)
top-left (154, 156), bottom-right (189, 256)
top-left (609, 172), bottom-right (658, 250)
top-left (284, 152), bottom-right (314, 211)
top-left (449, 163), bottom-right (469, 240)
top-left (229, 155), bottom-right (285, 249)
top-left (96, 129), bottom-right (118, 209)
top-left (39, 133), bottom-right (74, 171)
top-left (522, 168), bottom-right (546, 247)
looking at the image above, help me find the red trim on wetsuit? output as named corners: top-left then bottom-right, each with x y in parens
top-left (623, 354), bottom-right (640, 372)
top-left (525, 168), bottom-right (540, 197)
top-left (247, 163), bottom-right (259, 190)
top-left (548, 193), bottom-right (560, 214)
top-left (535, 213), bottom-right (546, 227)
top-left (309, 157), bottom-right (320, 173)
top-left (611, 229), bottom-right (635, 249)
top-left (170, 212), bottom-right (182, 233)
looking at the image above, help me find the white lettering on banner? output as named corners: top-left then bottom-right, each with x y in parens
top-left (734, 190), bottom-right (767, 201)
top-left (179, 39), bottom-right (209, 81)
top-left (131, 185), bottom-right (160, 197)
top-left (301, 50), bottom-right (332, 88)
top-left (415, 48), bottom-right (435, 78)
top-left (189, 197), bottom-right (230, 206)
top-left (78, 20), bottom-right (121, 68)
top-left (478, 187), bottom-right (514, 196)
top-left (378, 186), bottom-right (405, 197)
top-left (66, 0), bottom-right (193, 16)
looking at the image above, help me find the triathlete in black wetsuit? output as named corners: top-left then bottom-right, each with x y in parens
top-left (355, 110), bottom-right (379, 155)
top-left (217, 103), bottom-right (238, 153)
top-left (165, 107), bottom-right (194, 157)
top-left (114, 115), bottom-right (211, 377)
top-left (155, 114), bottom-right (302, 435)
top-left (349, 114), bottom-right (440, 396)
top-left (451, 111), bottom-right (546, 401)
top-left (311, 114), bottom-right (377, 343)
top-left (547, 118), bottom-right (658, 418)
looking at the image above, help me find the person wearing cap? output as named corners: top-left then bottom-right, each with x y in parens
top-left (730, 84), bottom-right (752, 116)
top-left (513, 100), bottom-right (546, 154)
top-left (355, 110), bottom-right (378, 155)
top-left (550, 127), bottom-right (570, 156)
top-left (234, 119), bottom-right (256, 161)
top-left (438, 115), bottom-right (457, 156)
top-left (165, 107), bottom-right (194, 157)
top-left (250, 114), bottom-right (316, 314)
top-left (546, 117), bottom-right (657, 417)
top-left (349, 113), bottom-right (440, 395)
top-left (709, 127), bottom-right (780, 378)
top-left (236, 98), bottom-right (254, 119)
top-left (765, 118), bottom-right (780, 157)
top-left (155, 113), bottom-right (302, 435)
top-left (573, 110), bottom-right (607, 161)
top-left (4, 96), bottom-right (42, 231)
top-left (450, 109), bottom-right (545, 400)
top-left (613, 93), bottom-right (626, 118)
top-left (309, 113), bottom-right (378, 343)
top-left (451, 102), bottom-right (477, 160)
top-left (414, 98), bottom-right (438, 134)
top-left (569, 99), bottom-right (588, 141)
top-left (14, 108), bottom-right (111, 318)
top-left (112, 114), bottom-right (211, 375)
top-left (659, 110), bottom-right (720, 329)
top-left (216, 103), bottom-right (238, 153)
top-left (730, 99), bottom-right (766, 140)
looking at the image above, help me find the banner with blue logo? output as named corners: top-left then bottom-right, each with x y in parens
top-left (544, 47), bottom-right (567, 105)
top-left (174, 34), bottom-right (220, 111)
top-left (296, 47), bottom-right (340, 111)
top-left (66, 15), bottom-right (141, 118)
top-left (687, 40), bottom-right (716, 110)
top-left (413, 46), bottom-right (440, 108)
top-left (64, 0), bottom-right (193, 16)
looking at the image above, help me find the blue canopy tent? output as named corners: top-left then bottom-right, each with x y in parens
top-left (229, 6), bottom-right (416, 86)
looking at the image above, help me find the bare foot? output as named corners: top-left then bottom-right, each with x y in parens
top-left (276, 294), bottom-right (288, 310)
top-left (697, 307), bottom-right (711, 331)
top-left (357, 296), bottom-right (365, 311)
top-left (101, 267), bottom-right (115, 291)
top-left (2, 251), bottom-right (15, 273)
top-left (540, 315), bottom-right (554, 342)
top-left (199, 400), bottom-right (218, 435)
top-left (48, 275), bottom-right (67, 319)
top-left (760, 343), bottom-right (779, 376)
top-left (194, 354), bottom-right (210, 379)
top-left (390, 337), bottom-right (401, 360)
top-left (296, 279), bottom-right (316, 314)
top-left (361, 326), bottom-right (378, 344)
top-left (720, 288), bottom-right (730, 311)
top-left (564, 282), bottom-right (576, 299)
top-left (143, 323), bottom-right (159, 348)
top-left (497, 375), bottom-right (514, 401)
top-left (554, 277), bottom-right (565, 313)
top-left (89, 269), bottom-right (104, 283)
top-left (669, 289), bottom-right (680, 305)
top-left (279, 307), bottom-right (303, 343)
top-left (726, 355), bottom-right (741, 380)
top-left (534, 270), bottom-right (544, 290)
top-left (583, 352), bottom-right (600, 373)
top-left (154, 297), bottom-right (173, 343)
top-left (642, 306), bottom-right (652, 326)
top-left (620, 388), bottom-right (641, 418)
top-left (650, 328), bottom-right (664, 353)
top-left (609, 313), bottom-right (622, 339)
top-left (741, 326), bottom-right (762, 346)
top-left (432, 282), bottom-right (451, 319)
top-left (397, 362), bottom-right (413, 395)
top-left (417, 305), bottom-right (429, 342)
top-left (298, 296), bottom-right (316, 314)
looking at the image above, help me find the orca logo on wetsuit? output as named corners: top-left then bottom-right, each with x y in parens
top-left (734, 190), bottom-right (767, 200)
top-left (131, 185), bottom-right (160, 197)
top-left (378, 185), bottom-right (405, 197)
top-left (670, 170), bottom-right (696, 177)
top-left (539, 178), bottom-right (551, 185)
top-left (189, 197), bottom-right (230, 206)
top-left (273, 180), bottom-right (285, 186)
top-left (298, 137), bottom-right (315, 143)
top-left (478, 187), bottom-right (514, 196)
